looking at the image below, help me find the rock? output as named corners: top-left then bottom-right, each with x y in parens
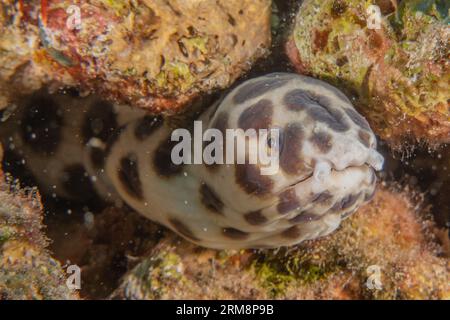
top-left (0, 0), bottom-right (48, 112)
top-left (0, 0), bottom-right (272, 114)
top-left (0, 146), bottom-right (78, 299)
top-left (286, 0), bottom-right (449, 149)
top-left (111, 186), bottom-right (449, 299)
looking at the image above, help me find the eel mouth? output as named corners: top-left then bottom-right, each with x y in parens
top-left (312, 149), bottom-right (383, 183)
top-left (279, 146), bottom-right (383, 198)
top-left (258, 162), bottom-right (377, 217)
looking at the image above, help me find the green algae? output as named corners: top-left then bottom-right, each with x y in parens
top-left (155, 61), bottom-right (195, 94)
top-left (120, 250), bottom-right (190, 299)
top-left (99, 0), bottom-right (130, 16)
top-left (251, 249), bottom-right (339, 298)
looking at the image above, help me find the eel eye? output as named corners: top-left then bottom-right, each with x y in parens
top-left (266, 127), bottom-right (284, 154)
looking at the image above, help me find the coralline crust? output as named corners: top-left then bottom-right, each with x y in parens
top-left (0, 0), bottom-right (271, 114)
top-left (0, 146), bottom-right (78, 300)
top-left (286, 0), bottom-right (449, 149)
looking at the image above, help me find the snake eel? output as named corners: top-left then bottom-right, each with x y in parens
top-left (0, 73), bottom-right (384, 249)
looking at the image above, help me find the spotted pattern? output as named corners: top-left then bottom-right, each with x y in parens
top-left (238, 99), bottom-right (273, 131)
top-left (311, 191), bottom-right (333, 205)
top-left (284, 89), bottom-right (350, 132)
top-left (153, 137), bottom-right (184, 177)
top-left (331, 193), bottom-right (361, 212)
top-left (134, 115), bottom-right (163, 141)
top-left (281, 226), bottom-right (302, 239)
top-left (244, 210), bottom-right (268, 225)
top-left (340, 193), bottom-right (361, 210)
top-left (222, 227), bottom-right (249, 240)
top-left (277, 189), bottom-right (301, 214)
top-left (4, 73), bottom-right (384, 250)
top-left (61, 164), bottom-right (96, 200)
top-left (235, 163), bottom-right (274, 196)
top-left (104, 125), bottom-right (127, 161)
top-left (358, 130), bottom-right (372, 148)
top-left (233, 76), bottom-right (290, 104)
top-left (118, 153), bottom-right (143, 199)
top-left (2, 149), bottom-right (38, 191)
top-left (82, 100), bottom-right (117, 144)
top-left (309, 131), bottom-right (333, 153)
top-left (211, 112), bottom-right (229, 135)
top-left (205, 112), bottom-right (229, 172)
top-left (169, 218), bottom-right (200, 242)
top-left (21, 94), bottom-right (62, 154)
top-left (200, 183), bottom-right (224, 214)
top-left (290, 212), bottom-right (321, 223)
top-left (279, 123), bottom-right (305, 175)
top-left (89, 147), bottom-right (106, 170)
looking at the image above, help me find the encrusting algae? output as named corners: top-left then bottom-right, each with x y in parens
top-left (111, 185), bottom-right (449, 300)
top-left (0, 0), bottom-right (272, 114)
top-left (0, 146), bottom-right (78, 299)
top-left (287, 0), bottom-right (449, 149)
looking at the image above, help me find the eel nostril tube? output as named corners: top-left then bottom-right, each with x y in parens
top-left (314, 161), bottom-right (331, 182)
top-left (367, 150), bottom-right (384, 171)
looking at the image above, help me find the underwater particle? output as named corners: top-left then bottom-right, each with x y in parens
top-left (287, 0), bottom-right (450, 149)
top-left (84, 211), bottom-right (94, 230)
